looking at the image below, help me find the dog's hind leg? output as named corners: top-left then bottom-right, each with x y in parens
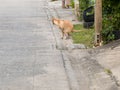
top-left (67, 33), bottom-right (71, 39)
top-left (64, 32), bottom-right (69, 39)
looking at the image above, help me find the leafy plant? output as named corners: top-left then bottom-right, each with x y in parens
top-left (70, 0), bottom-right (75, 8)
top-left (102, 0), bottom-right (120, 44)
top-left (78, 0), bottom-right (95, 21)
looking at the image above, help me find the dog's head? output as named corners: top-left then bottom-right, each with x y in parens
top-left (52, 18), bottom-right (60, 25)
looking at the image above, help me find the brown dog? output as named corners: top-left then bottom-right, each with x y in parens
top-left (52, 18), bottom-right (80, 39)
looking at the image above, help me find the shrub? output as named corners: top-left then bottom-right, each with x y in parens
top-left (70, 0), bottom-right (75, 8)
top-left (102, 0), bottom-right (120, 43)
top-left (78, 0), bottom-right (95, 20)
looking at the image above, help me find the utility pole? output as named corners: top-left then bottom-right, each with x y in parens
top-left (62, 0), bottom-right (66, 8)
top-left (94, 0), bottom-right (102, 46)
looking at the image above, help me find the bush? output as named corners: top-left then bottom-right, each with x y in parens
top-left (70, 0), bottom-right (75, 8)
top-left (102, 0), bottom-right (120, 44)
top-left (78, 0), bottom-right (95, 20)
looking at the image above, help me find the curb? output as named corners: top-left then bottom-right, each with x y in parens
top-left (61, 51), bottom-right (80, 90)
top-left (46, 1), bottom-right (83, 90)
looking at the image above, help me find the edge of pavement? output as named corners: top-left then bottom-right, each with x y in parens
top-left (46, 0), bottom-right (81, 90)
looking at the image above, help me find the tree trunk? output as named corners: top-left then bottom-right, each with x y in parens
top-left (94, 0), bottom-right (102, 46)
top-left (62, 0), bottom-right (65, 8)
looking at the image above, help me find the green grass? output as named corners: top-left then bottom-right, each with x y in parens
top-left (104, 68), bottom-right (112, 75)
top-left (71, 24), bottom-right (94, 48)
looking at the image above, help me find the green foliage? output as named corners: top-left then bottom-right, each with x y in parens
top-left (102, 16), bottom-right (114, 43)
top-left (104, 68), bottom-right (112, 75)
top-left (70, 0), bottom-right (75, 8)
top-left (102, 0), bottom-right (120, 44)
top-left (79, 0), bottom-right (90, 20)
top-left (78, 0), bottom-right (95, 20)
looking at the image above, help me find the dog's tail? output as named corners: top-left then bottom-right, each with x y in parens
top-left (72, 29), bottom-right (83, 32)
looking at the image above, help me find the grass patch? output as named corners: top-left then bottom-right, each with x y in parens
top-left (104, 68), bottom-right (112, 75)
top-left (71, 24), bottom-right (94, 48)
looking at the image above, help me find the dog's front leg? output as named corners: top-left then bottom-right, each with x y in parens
top-left (61, 29), bottom-right (64, 39)
top-left (61, 31), bottom-right (64, 39)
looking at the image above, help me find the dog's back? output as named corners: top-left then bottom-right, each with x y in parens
top-left (62, 20), bottom-right (73, 33)
top-left (52, 18), bottom-right (74, 33)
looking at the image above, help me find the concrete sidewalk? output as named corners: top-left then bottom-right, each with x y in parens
top-left (47, 0), bottom-right (120, 90)
top-left (66, 40), bottom-right (120, 90)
